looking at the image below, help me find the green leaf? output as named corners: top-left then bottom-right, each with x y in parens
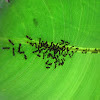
top-left (0, 0), bottom-right (100, 100)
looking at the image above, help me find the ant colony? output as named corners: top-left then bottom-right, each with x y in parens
top-left (2, 35), bottom-right (99, 69)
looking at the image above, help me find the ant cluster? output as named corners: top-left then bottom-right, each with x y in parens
top-left (26, 35), bottom-right (75, 69)
top-left (2, 35), bottom-right (99, 69)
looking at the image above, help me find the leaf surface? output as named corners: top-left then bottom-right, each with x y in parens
top-left (0, 0), bottom-right (100, 100)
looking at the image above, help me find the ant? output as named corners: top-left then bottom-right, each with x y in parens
top-left (37, 54), bottom-right (41, 57)
top-left (24, 54), bottom-right (27, 60)
top-left (18, 43), bottom-right (24, 54)
top-left (13, 48), bottom-right (15, 56)
top-left (8, 39), bottom-right (14, 45)
top-left (46, 67), bottom-right (50, 69)
top-left (2, 47), bottom-right (10, 49)
top-left (26, 35), bottom-right (32, 40)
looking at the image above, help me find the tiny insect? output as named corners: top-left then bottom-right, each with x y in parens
top-left (71, 51), bottom-right (74, 56)
top-left (54, 63), bottom-right (57, 69)
top-left (46, 67), bottom-right (50, 69)
top-left (24, 54), bottom-right (27, 60)
top-left (63, 52), bottom-right (67, 57)
top-left (66, 47), bottom-right (69, 53)
top-left (29, 43), bottom-right (34, 46)
top-left (37, 54), bottom-right (41, 57)
top-left (2, 47), bottom-right (10, 49)
top-left (18, 43), bottom-right (24, 54)
top-left (60, 59), bottom-right (64, 65)
top-left (13, 48), bottom-right (15, 56)
top-left (82, 49), bottom-right (87, 54)
top-left (26, 35), bottom-right (32, 40)
top-left (45, 60), bottom-right (49, 64)
top-left (32, 50), bottom-right (39, 53)
top-left (76, 48), bottom-right (79, 50)
top-left (48, 63), bottom-right (52, 65)
top-left (47, 53), bottom-right (53, 58)
top-left (69, 54), bottom-right (72, 58)
top-left (59, 40), bottom-right (64, 45)
top-left (45, 49), bottom-right (49, 53)
top-left (39, 38), bottom-right (41, 44)
top-left (48, 42), bottom-right (53, 49)
top-left (65, 41), bottom-right (70, 45)
top-left (8, 39), bottom-right (14, 45)
top-left (43, 52), bottom-right (46, 59)
top-left (92, 48), bottom-right (98, 53)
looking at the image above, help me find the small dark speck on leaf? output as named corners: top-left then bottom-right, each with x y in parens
top-left (33, 18), bottom-right (38, 27)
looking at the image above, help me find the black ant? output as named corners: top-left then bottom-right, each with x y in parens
top-left (18, 43), bottom-right (24, 54)
top-left (8, 39), bottom-right (14, 45)
top-left (37, 54), bottom-right (41, 57)
top-left (26, 35), bottom-right (32, 40)
top-left (24, 54), bottom-right (27, 60)
top-left (54, 63), bottom-right (57, 69)
top-left (32, 50), bottom-right (39, 53)
top-left (2, 47), bottom-right (10, 49)
top-left (46, 67), bottom-right (50, 69)
top-left (45, 60), bottom-right (49, 64)
top-left (69, 54), bottom-right (72, 58)
top-left (59, 40), bottom-right (65, 45)
top-left (91, 48), bottom-right (98, 53)
top-left (43, 52), bottom-right (46, 59)
top-left (60, 59), bottom-right (64, 65)
top-left (82, 49), bottom-right (87, 54)
top-left (13, 48), bottom-right (15, 56)
top-left (48, 63), bottom-right (52, 65)
top-left (29, 43), bottom-right (34, 46)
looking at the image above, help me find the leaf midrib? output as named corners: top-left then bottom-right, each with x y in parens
top-left (0, 37), bottom-right (100, 54)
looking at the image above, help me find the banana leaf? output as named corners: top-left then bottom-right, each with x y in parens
top-left (0, 0), bottom-right (100, 100)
